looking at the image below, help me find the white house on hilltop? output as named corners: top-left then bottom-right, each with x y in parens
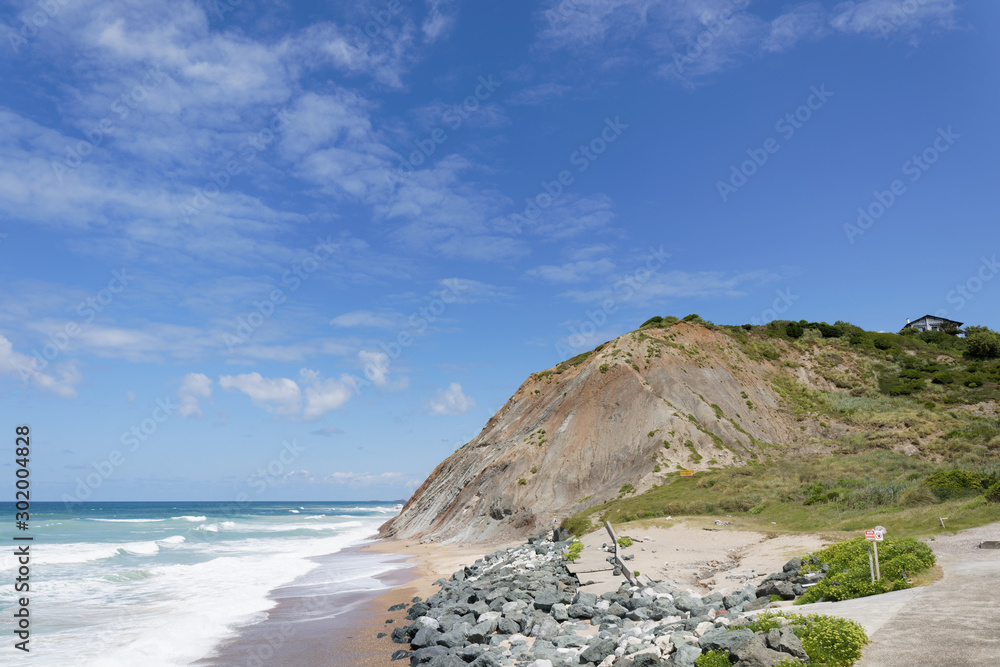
top-left (903, 314), bottom-right (963, 333)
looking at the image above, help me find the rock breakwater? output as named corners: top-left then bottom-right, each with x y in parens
top-left (382, 533), bottom-right (824, 667)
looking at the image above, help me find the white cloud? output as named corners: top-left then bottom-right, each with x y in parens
top-left (422, 0), bottom-right (459, 43)
top-left (219, 372), bottom-right (302, 415)
top-left (560, 269), bottom-right (778, 304)
top-left (177, 372), bottom-right (212, 418)
top-left (218, 369), bottom-right (356, 419)
top-left (323, 471), bottom-right (404, 485)
top-left (358, 350), bottom-right (407, 390)
top-left (300, 369), bottom-right (356, 420)
top-left (830, 0), bottom-right (958, 36)
top-left (525, 258), bottom-right (616, 283)
top-left (538, 0), bottom-right (955, 81)
top-left (508, 83), bottom-right (574, 106)
top-left (429, 382), bottom-right (475, 415)
top-left (0, 333), bottom-right (81, 398)
top-left (331, 310), bottom-right (399, 329)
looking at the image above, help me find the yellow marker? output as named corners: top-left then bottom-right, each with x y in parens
top-left (679, 470), bottom-right (694, 477)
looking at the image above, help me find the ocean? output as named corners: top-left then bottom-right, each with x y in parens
top-left (0, 501), bottom-right (405, 666)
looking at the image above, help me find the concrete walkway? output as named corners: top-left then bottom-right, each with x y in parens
top-left (783, 524), bottom-right (1000, 666)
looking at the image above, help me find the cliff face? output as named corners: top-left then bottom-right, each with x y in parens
top-left (379, 323), bottom-right (836, 544)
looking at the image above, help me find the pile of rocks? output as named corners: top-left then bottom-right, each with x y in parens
top-left (384, 534), bottom-right (824, 666)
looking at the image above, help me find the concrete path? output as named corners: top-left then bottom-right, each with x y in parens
top-left (780, 524), bottom-right (1000, 666)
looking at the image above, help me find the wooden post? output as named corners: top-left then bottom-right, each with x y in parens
top-left (939, 517), bottom-right (947, 529)
top-left (868, 547), bottom-right (875, 583)
top-left (604, 521), bottom-right (637, 586)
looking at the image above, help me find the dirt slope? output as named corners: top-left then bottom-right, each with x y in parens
top-left (380, 323), bottom-right (853, 544)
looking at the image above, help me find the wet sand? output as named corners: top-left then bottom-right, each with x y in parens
top-left (195, 538), bottom-right (507, 666)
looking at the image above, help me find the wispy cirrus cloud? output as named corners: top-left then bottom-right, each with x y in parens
top-left (537, 0), bottom-right (958, 80)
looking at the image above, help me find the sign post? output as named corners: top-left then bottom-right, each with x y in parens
top-left (865, 526), bottom-right (886, 580)
top-left (867, 547), bottom-right (875, 583)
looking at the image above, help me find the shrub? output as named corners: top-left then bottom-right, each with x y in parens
top-left (796, 536), bottom-right (935, 604)
top-left (985, 480), bottom-right (1000, 503)
top-left (619, 483), bottom-right (636, 495)
top-left (599, 364), bottom-right (609, 373)
top-left (565, 540), bottom-right (584, 562)
top-left (732, 612), bottom-right (868, 666)
top-left (817, 323), bottom-right (843, 338)
top-left (518, 478), bottom-right (527, 486)
top-left (924, 470), bottom-right (988, 500)
top-left (849, 332), bottom-right (872, 347)
top-left (786, 321), bottom-right (804, 339)
top-left (617, 537), bottom-right (633, 548)
top-left (965, 330), bottom-right (1000, 360)
top-left (795, 614), bottom-right (869, 666)
top-left (695, 649), bottom-right (732, 667)
top-left (964, 374), bottom-right (985, 388)
top-left (931, 371), bottom-right (955, 384)
top-left (560, 515), bottom-right (592, 537)
top-left (873, 334), bottom-right (896, 351)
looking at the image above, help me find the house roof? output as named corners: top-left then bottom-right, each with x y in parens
top-left (904, 314), bottom-right (964, 327)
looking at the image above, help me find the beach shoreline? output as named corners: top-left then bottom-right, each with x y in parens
top-left (336, 538), bottom-right (521, 665)
top-left (198, 519), bottom-right (833, 666)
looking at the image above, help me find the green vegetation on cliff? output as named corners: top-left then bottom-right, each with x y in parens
top-left (560, 317), bottom-right (1000, 538)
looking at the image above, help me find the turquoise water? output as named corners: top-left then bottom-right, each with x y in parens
top-left (0, 501), bottom-right (401, 665)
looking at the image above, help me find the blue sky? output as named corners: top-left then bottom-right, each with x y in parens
top-left (1, 0), bottom-right (997, 502)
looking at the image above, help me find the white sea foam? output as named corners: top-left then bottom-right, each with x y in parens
top-left (289, 509), bottom-right (300, 513)
top-left (170, 515), bottom-right (207, 521)
top-left (88, 518), bottom-right (166, 523)
top-left (0, 508), bottom-right (392, 667)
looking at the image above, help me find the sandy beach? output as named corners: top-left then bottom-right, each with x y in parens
top-left (333, 538), bottom-right (522, 665)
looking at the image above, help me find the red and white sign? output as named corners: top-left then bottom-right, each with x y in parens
top-left (865, 529), bottom-right (884, 541)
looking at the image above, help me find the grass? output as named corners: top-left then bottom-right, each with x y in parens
top-left (561, 450), bottom-right (1000, 537)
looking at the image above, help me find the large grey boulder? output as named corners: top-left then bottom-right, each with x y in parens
top-left (756, 580), bottom-right (796, 600)
top-left (699, 628), bottom-right (755, 653)
top-left (580, 637), bottom-right (617, 663)
top-left (766, 626), bottom-right (808, 660)
top-left (730, 635), bottom-right (792, 667)
top-left (673, 643), bottom-right (703, 667)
